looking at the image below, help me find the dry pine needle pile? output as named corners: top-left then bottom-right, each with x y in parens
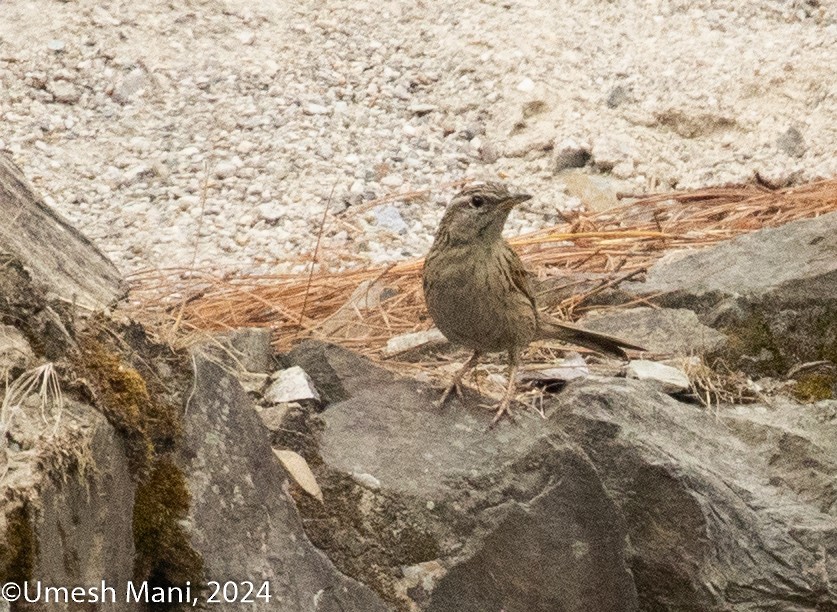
top-left (128, 178), bottom-right (837, 356)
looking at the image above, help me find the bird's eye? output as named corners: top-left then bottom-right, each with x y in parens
top-left (470, 195), bottom-right (485, 208)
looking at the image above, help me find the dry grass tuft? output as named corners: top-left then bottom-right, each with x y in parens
top-left (127, 178), bottom-right (837, 356)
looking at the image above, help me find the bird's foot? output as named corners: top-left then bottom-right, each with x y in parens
top-left (435, 380), bottom-right (464, 408)
top-left (488, 396), bottom-right (516, 428)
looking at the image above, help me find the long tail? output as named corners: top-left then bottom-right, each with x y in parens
top-left (536, 318), bottom-right (645, 359)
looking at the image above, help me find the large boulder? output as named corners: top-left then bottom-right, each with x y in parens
top-left (628, 211), bottom-right (837, 376)
top-left (288, 341), bottom-right (837, 611)
top-left (0, 154), bottom-right (124, 312)
top-left (553, 379), bottom-right (837, 610)
top-left (181, 354), bottom-right (388, 611)
top-left (289, 341), bottom-right (639, 611)
top-left (1, 389), bottom-right (139, 611)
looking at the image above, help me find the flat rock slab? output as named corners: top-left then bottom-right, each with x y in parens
top-left (581, 306), bottom-right (728, 356)
top-left (635, 210), bottom-right (837, 301)
top-left (301, 341), bottom-right (837, 610)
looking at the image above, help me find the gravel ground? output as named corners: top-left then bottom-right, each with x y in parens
top-left (1, 0), bottom-right (835, 276)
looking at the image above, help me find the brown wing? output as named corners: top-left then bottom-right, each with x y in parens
top-left (498, 243), bottom-right (537, 315)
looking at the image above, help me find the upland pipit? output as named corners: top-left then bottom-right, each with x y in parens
top-left (422, 182), bottom-right (643, 425)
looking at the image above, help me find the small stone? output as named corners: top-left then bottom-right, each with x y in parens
top-left (237, 30), bottom-right (256, 45)
top-left (384, 328), bottom-right (447, 356)
top-left (351, 472), bottom-right (381, 490)
top-left (50, 81), bottom-right (80, 104)
top-left (516, 78), bottom-right (535, 92)
top-left (606, 85), bottom-right (630, 109)
top-left (479, 141), bottom-right (499, 164)
top-left (257, 202), bottom-right (284, 223)
top-left (409, 103), bottom-right (437, 116)
top-left (47, 39), bottom-right (66, 52)
top-left (626, 360), bottom-right (690, 393)
top-left (214, 160), bottom-right (238, 179)
top-left (372, 204), bottom-right (408, 233)
top-left (380, 174), bottom-right (404, 188)
top-left (777, 126), bottom-right (806, 158)
top-left (519, 353), bottom-right (589, 383)
top-left (257, 403), bottom-right (293, 432)
top-left (264, 366), bottom-right (320, 403)
top-left (304, 103), bottom-right (329, 115)
top-left (121, 164), bottom-right (152, 185)
top-left (113, 68), bottom-right (147, 104)
top-left (554, 147), bottom-right (592, 172)
top-left (236, 140), bottom-right (256, 155)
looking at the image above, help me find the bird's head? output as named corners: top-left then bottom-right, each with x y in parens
top-left (435, 182), bottom-right (532, 246)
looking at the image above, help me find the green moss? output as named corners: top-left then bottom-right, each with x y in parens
top-left (291, 469), bottom-right (440, 611)
top-left (0, 504), bottom-right (36, 586)
top-left (77, 335), bottom-right (181, 475)
top-left (74, 329), bottom-right (202, 608)
top-left (792, 373), bottom-right (836, 402)
top-left (133, 457), bottom-right (203, 591)
top-left (720, 313), bottom-right (788, 377)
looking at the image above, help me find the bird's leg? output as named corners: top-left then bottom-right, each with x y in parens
top-left (437, 350), bottom-right (481, 407)
top-left (490, 350), bottom-right (520, 427)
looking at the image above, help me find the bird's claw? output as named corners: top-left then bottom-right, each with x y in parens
top-left (488, 399), bottom-right (516, 429)
top-left (435, 381), bottom-right (463, 408)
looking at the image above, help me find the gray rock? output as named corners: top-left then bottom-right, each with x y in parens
top-left (554, 378), bottom-right (837, 610)
top-left (606, 85), bottom-right (631, 109)
top-left (180, 355), bottom-right (387, 611)
top-left (257, 403), bottom-right (294, 432)
top-left (581, 307), bottom-right (728, 356)
top-left (304, 343), bottom-right (639, 611)
top-left (0, 155), bottom-right (125, 311)
top-left (286, 340), bottom-right (395, 405)
top-left (626, 359), bottom-right (691, 392)
top-left (477, 140), bottom-right (499, 164)
top-left (553, 146), bottom-right (592, 172)
top-left (629, 211), bottom-right (837, 374)
top-left (214, 327), bottom-right (275, 373)
top-left (777, 126), bottom-right (806, 158)
top-left (1, 398), bottom-right (139, 611)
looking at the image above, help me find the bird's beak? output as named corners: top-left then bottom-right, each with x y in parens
top-left (503, 193), bottom-right (533, 208)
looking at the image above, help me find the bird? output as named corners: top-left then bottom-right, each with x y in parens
top-left (422, 182), bottom-right (644, 425)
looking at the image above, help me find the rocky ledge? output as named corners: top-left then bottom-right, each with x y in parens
top-left (2, 156), bottom-right (836, 611)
